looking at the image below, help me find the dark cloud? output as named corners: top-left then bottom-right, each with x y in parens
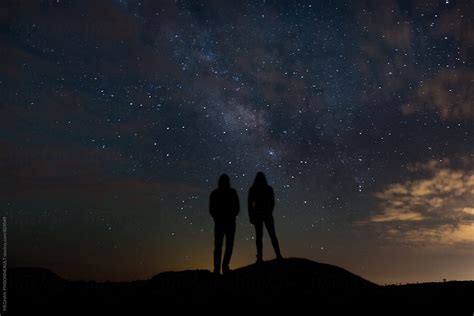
top-left (402, 69), bottom-right (474, 120)
top-left (0, 140), bottom-right (202, 203)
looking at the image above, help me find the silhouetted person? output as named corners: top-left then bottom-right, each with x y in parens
top-left (248, 172), bottom-right (282, 263)
top-left (209, 174), bottom-right (240, 274)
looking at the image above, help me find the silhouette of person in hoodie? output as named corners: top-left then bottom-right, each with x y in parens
top-left (209, 174), bottom-right (240, 274)
top-left (248, 172), bottom-right (282, 263)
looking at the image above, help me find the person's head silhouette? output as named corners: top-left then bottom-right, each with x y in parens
top-left (253, 172), bottom-right (268, 186)
top-left (218, 174), bottom-right (231, 189)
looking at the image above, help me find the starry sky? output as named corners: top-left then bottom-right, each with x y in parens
top-left (2, 0), bottom-right (473, 284)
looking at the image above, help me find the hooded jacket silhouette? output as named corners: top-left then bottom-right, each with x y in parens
top-left (209, 174), bottom-right (239, 274)
top-left (248, 172), bottom-right (282, 262)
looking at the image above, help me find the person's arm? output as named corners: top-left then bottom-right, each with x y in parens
top-left (269, 187), bottom-right (275, 213)
top-left (209, 191), bottom-right (216, 219)
top-left (248, 189), bottom-right (255, 224)
top-left (233, 189), bottom-right (240, 217)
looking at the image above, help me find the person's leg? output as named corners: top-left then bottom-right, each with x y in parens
top-left (255, 220), bottom-right (263, 262)
top-left (214, 224), bottom-right (224, 274)
top-left (222, 221), bottom-right (235, 273)
top-left (265, 216), bottom-right (282, 259)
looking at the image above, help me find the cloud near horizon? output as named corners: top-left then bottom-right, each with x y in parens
top-left (365, 158), bottom-right (474, 248)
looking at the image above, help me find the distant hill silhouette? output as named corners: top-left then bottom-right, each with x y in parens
top-left (8, 258), bottom-right (474, 311)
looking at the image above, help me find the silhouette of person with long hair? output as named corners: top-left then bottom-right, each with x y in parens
top-left (209, 174), bottom-right (240, 274)
top-left (248, 172), bottom-right (282, 263)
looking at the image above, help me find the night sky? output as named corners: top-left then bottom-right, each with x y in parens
top-left (2, 0), bottom-right (473, 284)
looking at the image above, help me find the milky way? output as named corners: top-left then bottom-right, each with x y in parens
top-left (1, 0), bottom-right (473, 284)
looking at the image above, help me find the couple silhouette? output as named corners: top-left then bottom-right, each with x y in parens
top-left (209, 172), bottom-right (282, 275)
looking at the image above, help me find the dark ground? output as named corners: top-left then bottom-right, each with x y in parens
top-left (7, 258), bottom-right (474, 311)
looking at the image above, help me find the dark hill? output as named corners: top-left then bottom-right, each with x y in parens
top-left (147, 258), bottom-right (377, 304)
top-left (7, 258), bottom-right (474, 311)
